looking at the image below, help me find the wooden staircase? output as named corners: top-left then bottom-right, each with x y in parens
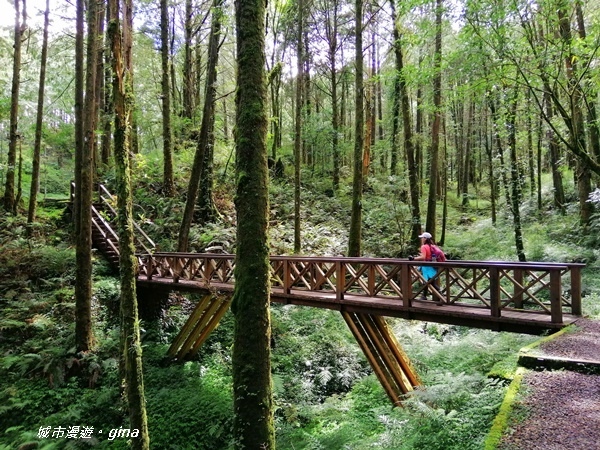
top-left (72, 183), bottom-right (156, 268)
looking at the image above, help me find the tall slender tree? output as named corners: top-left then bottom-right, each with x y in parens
top-left (294, 0), bottom-right (304, 253)
top-left (231, 0), bottom-right (275, 445)
top-left (160, 0), bottom-right (175, 196)
top-left (178, 0), bottom-right (223, 252)
top-left (425, 0), bottom-right (443, 237)
top-left (3, 0), bottom-right (25, 213)
top-left (108, 0), bottom-right (150, 447)
top-left (348, 0), bottom-right (364, 257)
top-left (27, 0), bottom-right (50, 224)
top-left (75, 0), bottom-right (99, 353)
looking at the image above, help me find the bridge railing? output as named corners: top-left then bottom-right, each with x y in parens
top-left (136, 253), bottom-right (583, 324)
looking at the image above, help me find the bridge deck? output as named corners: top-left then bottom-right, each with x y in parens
top-left (137, 276), bottom-right (578, 335)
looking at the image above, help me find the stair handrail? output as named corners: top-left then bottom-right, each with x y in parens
top-left (97, 183), bottom-right (156, 254)
top-left (71, 181), bottom-right (157, 256)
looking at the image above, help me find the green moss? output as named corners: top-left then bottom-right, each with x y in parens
top-left (487, 353), bottom-right (520, 381)
top-left (483, 367), bottom-right (527, 450)
top-left (518, 325), bottom-right (577, 355)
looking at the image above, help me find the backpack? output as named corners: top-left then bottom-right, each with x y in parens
top-left (428, 244), bottom-right (446, 262)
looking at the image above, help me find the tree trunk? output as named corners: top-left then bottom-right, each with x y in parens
top-left (269, 63), bottom-right (282, 160)
top-left (395, 22), bottom-right (421, 242)
top-left (75, 0), bottom-right (98, 353)
top-left (27, 0), bottom-right (50, 224)
top-left (543, 92), bottom-right (565, 212)
top-left (101, 1), bottom-right (113, 166)
top-left (3, 0), bottom-right (24, 213)
top-left (376, 42), bottom-right (384, 170)
top-left (161, 0), bottom-right (175, 196)
top-left (488, 99), bottom-right (511, 208)
top-left (183, 0), bottom-right (194, 122)
top-left (558, 4), bottom-right (593, 224)
top-left (232, 0), bottom-right (274, 445)
top-left (108, 1), bottom-right (150, 447)
top-left (294, 0), bottom-right (303, 253)
top-left (74, 0), bottom-right (84, 234)
top-left (425, 0), bottom-right (443, 237)
top-left (389, 0), bottom-right (399, 177)
top-left (348, 0), bottom-right (364, 257)
top-left (178, 0), bottom-right (223, 252)
top-left (484, 112), bottom-right (497, 225)
top-left (507, 87), bottom-right (526, 261)
top-left (327, 0), bottom-right (340, 191)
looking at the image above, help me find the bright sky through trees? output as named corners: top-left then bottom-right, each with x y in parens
top-left (0, 0), bottom-right (72, 36)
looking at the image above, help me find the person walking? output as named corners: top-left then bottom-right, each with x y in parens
top-left (408, 232), bottom-right (444, 301)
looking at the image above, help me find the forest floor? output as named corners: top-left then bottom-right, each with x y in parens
top-left (498, 318), bottom-right (600, 450)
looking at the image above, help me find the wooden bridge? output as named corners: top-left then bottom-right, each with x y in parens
top-left (83, 183), bottom-right (584, 405)
top-left (136, 252), bottom-right (582, 335)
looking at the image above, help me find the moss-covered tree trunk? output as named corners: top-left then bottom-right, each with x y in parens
top-left (348, 0), bottom-right (364, 257)
top-left (160, 0), bottom-right (174, 197)
top-left (326, 0), bottom-right (340, 190)
top-left (3, 0), bottom-right (24, 213)
top-left (507, 87), bottom-right (526, 262)
top-left (27, 0), bottom-right (49, 224)
top-left (232, 0), bottom-right (274, 445)
top-left (182, 0), bottom-right (194, 123)
top-left (389, 0), bottom-right (400, 177)
top-left (425, 0), bottom-right (443, 238)
top-left (75, 0), bottom-right (98, 353)
top-left (294, 0), bottom-right (303, 253)
top-left (108, 1), bottom-right (150, 447)
top-left (101, 1), bottom-right (113, 167)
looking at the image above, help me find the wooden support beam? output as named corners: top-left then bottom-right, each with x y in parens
top-left (359, 314), bottom-right (412, 395)
top-left (188, 297), bottom-right (231, 356)
top-left (372, 315), bottom-right (421, 388)
top-left (167, 294), bottom-right (213, 358)
top-left (342, 312), bottom-right (401, 405)
top-left (177, 298), bottom-right (224, 359)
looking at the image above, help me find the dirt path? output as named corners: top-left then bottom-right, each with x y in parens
top-left (498, 319), bottom-right (600, 450)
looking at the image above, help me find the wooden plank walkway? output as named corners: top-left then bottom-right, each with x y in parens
top-left (137, 275), bottom-right (579, 335)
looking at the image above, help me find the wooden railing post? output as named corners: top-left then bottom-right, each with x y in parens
top-left (368, 264), bottom-right (375, 296)
top-left (283, 259), bottom-right (291, 295)
top-left (570, 266), bottom-right (582, 316)
top-left (400, 263), bottom-right (412, 308)
top-left (146, 255), bottom-right (154, 281)
top-left (490, 268), bottom-right (501, 318)
top-left (513, 269), bottom-right (523, 309)
top-left (336, 261), bottom-right (345, 302)
top-left (204, 257), bottom-right (212, 283)
top-left (550, 269), bottom-right (563, 323)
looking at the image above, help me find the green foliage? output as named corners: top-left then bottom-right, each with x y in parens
top-left (271, 306), bottom-right (370, 406)
top-left (143, 346), bottom-right (234, 449)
